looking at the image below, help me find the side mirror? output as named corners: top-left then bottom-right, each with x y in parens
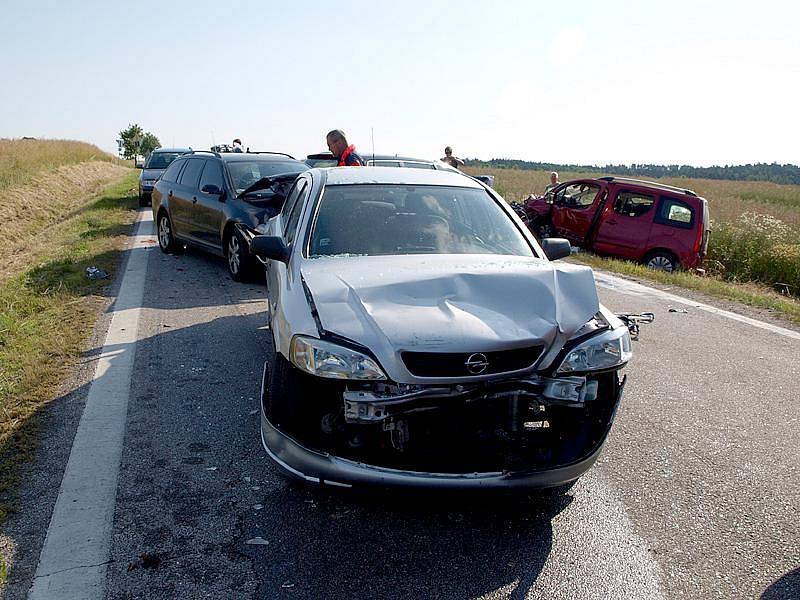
top-left (201, 184), bottom-right (222, 195)
top-left (541, 238), bottom-right (572, 261)
top-left (250, 236), bottom-right (290, 263)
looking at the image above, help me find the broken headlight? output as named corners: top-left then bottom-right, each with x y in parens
top-left (556, 326), bottom-right (632, 374)
top-left (290, 336), bottom-right (387, 381)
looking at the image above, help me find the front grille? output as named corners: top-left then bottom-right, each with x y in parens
top-left (401, 345), bottom-right (544, 378)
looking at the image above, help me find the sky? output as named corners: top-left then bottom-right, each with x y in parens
top-left (1, 0), bottom-right (798, 166)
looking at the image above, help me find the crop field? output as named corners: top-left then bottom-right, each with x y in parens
top-left (466, 166), bottom-right (800, 298)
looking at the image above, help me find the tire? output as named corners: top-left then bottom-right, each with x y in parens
top-left (157, 211), bottom-right (180, 253)
top-left (138, 193), bottom-right (150, 208)
top-left (225, 228), bottom-right (253, 282)
top-left (644, 250), bottom-right (679, 272)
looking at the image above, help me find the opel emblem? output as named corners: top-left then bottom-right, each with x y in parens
top-left (465, 352), bottom-right (489, 375)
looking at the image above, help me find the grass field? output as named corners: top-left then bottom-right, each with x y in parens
top-left (466, 166), bottom-right (800, 301)
top-left (0, 138), bottom-right (122, 191)
top-left (0, 167), bottom-right (137, 525)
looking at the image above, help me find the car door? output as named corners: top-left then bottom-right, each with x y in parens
top-left (592, 188), bottom-right (656, 260)
top-left (171, 158), bottom-right (206, 240)
top-left (265, 177), bottom-right (310, 323)
top-left (190, 159), bottom-right (226, 249)
top-left (550, 182), bottom-right (603, 244)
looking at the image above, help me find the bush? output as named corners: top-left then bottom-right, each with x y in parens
top-left (708, 212), bottom-right (800, 295)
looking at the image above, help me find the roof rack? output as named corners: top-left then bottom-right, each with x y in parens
top-left (244, 151), bottom-right (296, 159)
top-left (188, 149), bottom-right (222, 158)
top-left (598, 176), bottom-right (697, 197)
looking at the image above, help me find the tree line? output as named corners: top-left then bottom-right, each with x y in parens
top-left (466, 158), bottom-right (800, 185)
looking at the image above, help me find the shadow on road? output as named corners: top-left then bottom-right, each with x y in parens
top-left (248, 484), bottom-right (572, 598)
top-left (762, 567), bottom-right (800, 599)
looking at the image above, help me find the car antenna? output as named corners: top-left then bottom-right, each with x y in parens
top-left (371, 127), bottom-right (375, 163)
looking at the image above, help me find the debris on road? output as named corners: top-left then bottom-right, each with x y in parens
top-left (245, 537), bottom-right (270, 545)
top-left (253, 504), bottom-right (263, 510)
top-left (127, 552), bottom-right (162, 571)
top-left (85, 265), bottom-right (108, 280)
top-left (669, 308), bottom-right (689, 313)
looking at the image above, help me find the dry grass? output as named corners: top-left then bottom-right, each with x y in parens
top-left (0, 138), bottom-right (122, 192)
top-left (0, 172), bottom-right (138, 524)
top-left (0, 161), bottom-right (130, 282)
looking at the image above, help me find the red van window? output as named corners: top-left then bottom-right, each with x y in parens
top-left (613, 191), bottom-right (655, 218)
top-left (655, 197), bottom-right (695, 229)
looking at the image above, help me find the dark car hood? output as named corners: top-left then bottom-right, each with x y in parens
top-left (300, 255), bottom-right (599, 355)
top-left (140, 168), bottom-right (165, 180)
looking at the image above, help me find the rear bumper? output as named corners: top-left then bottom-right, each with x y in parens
top-left (260, 374), bottom-right (626, 490)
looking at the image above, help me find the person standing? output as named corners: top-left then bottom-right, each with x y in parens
top-left (326, 130), bottom-right (364, 166)
top-left (441, 146), bottom-right (465, 169)
top-left (543, 171), bottom-right (560, 195)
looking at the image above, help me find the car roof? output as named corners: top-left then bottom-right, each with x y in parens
top-left (318, 166), bottom-right (483, 188)
top-left (153, 147), bottom-right (191, 153)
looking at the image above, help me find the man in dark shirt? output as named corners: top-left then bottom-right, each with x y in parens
top-left (326, 129), bottom-right (364, 166)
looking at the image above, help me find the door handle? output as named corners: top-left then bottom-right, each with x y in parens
top-left (606, 219), bottom-right (617, 225)
top-left (192, 196), bottom-right (198, 204)
top-left (168, 190), bottom-right (173, 198)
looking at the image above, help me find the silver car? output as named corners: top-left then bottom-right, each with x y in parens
top-left (251, 167), bottom-right (633, 489)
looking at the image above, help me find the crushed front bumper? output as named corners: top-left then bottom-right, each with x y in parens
top-left (260, 375), bottom-right (626, 490)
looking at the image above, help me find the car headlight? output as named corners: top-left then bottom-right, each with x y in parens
top-left (556, 326), bottom-right (632, 374)
top-left (290, 336), bottom-right (387, 380)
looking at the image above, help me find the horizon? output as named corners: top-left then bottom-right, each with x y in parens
top-left (1, 1), bottom-right (798, 167)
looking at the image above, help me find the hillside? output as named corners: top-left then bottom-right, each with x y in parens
top-left (0, 138), bottom-right (123, 191)
top-left (0, 140), bottom-right (130, 282)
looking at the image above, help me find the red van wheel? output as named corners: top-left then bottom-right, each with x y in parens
top-left (644, 251), bottom-right (678, 272)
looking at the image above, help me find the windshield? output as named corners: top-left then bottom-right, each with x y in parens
top-left (145, 152), bottom-right (183, 169)
top-left (227, 160), bottom-right (305, 194)
top-left (308, 184), bottom-right (534, 257)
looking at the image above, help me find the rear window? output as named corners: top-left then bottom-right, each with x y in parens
top-left (161, 158), bottom-right (186, 183)
top-left (655, 197), bottom-right (695, 229)
top-left (226, 160), bottom-right (305, 194)
top-left (179, 159), bottom-right (206, 189)
top-left (308, 184), bottom-right (534, 258)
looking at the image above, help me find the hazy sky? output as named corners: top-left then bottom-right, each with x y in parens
top-left (1, 0), bottom-right (798, 166)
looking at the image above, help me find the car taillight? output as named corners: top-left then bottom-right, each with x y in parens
top-left (694, 224), bottom-right (704, 255)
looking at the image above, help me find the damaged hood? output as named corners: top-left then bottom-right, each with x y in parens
top-left (300, 255), bottom-right (599, 358)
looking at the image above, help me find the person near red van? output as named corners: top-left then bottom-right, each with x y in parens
top-left (326, 129), bottom-right (364, 166)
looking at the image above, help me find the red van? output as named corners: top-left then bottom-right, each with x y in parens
top-left (524, 177), bottom-right (710, 271)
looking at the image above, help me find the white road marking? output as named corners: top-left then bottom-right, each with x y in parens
top-left (593, 271), bottom-right (800, 341)
top-left (28, 210), bottom-right (155, 600)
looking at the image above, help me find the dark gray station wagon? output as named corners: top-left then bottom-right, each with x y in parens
top-left (151, 150), bottom-right (307, 280)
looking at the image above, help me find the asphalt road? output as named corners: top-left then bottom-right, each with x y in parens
top-left (6, 211), bottom-right (799, 599)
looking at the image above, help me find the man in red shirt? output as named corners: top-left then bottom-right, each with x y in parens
top-left (326, 129), bottom-right (364, 166)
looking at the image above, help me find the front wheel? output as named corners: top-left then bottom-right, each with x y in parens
top-left (644, 250), bottom-right (679, 272)
top-left (157, 212), bottom-right (180, 253)
top-left (226, 229), bottom-right (253, 282)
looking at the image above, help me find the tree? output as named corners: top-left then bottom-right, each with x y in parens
top-left (118, 124), bottom-right (161, 159)
top-left (140, 132), bottom-right (161, 156)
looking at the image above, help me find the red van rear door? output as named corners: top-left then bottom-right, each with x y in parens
top-left (592, 188), bottom-right (656, 260)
